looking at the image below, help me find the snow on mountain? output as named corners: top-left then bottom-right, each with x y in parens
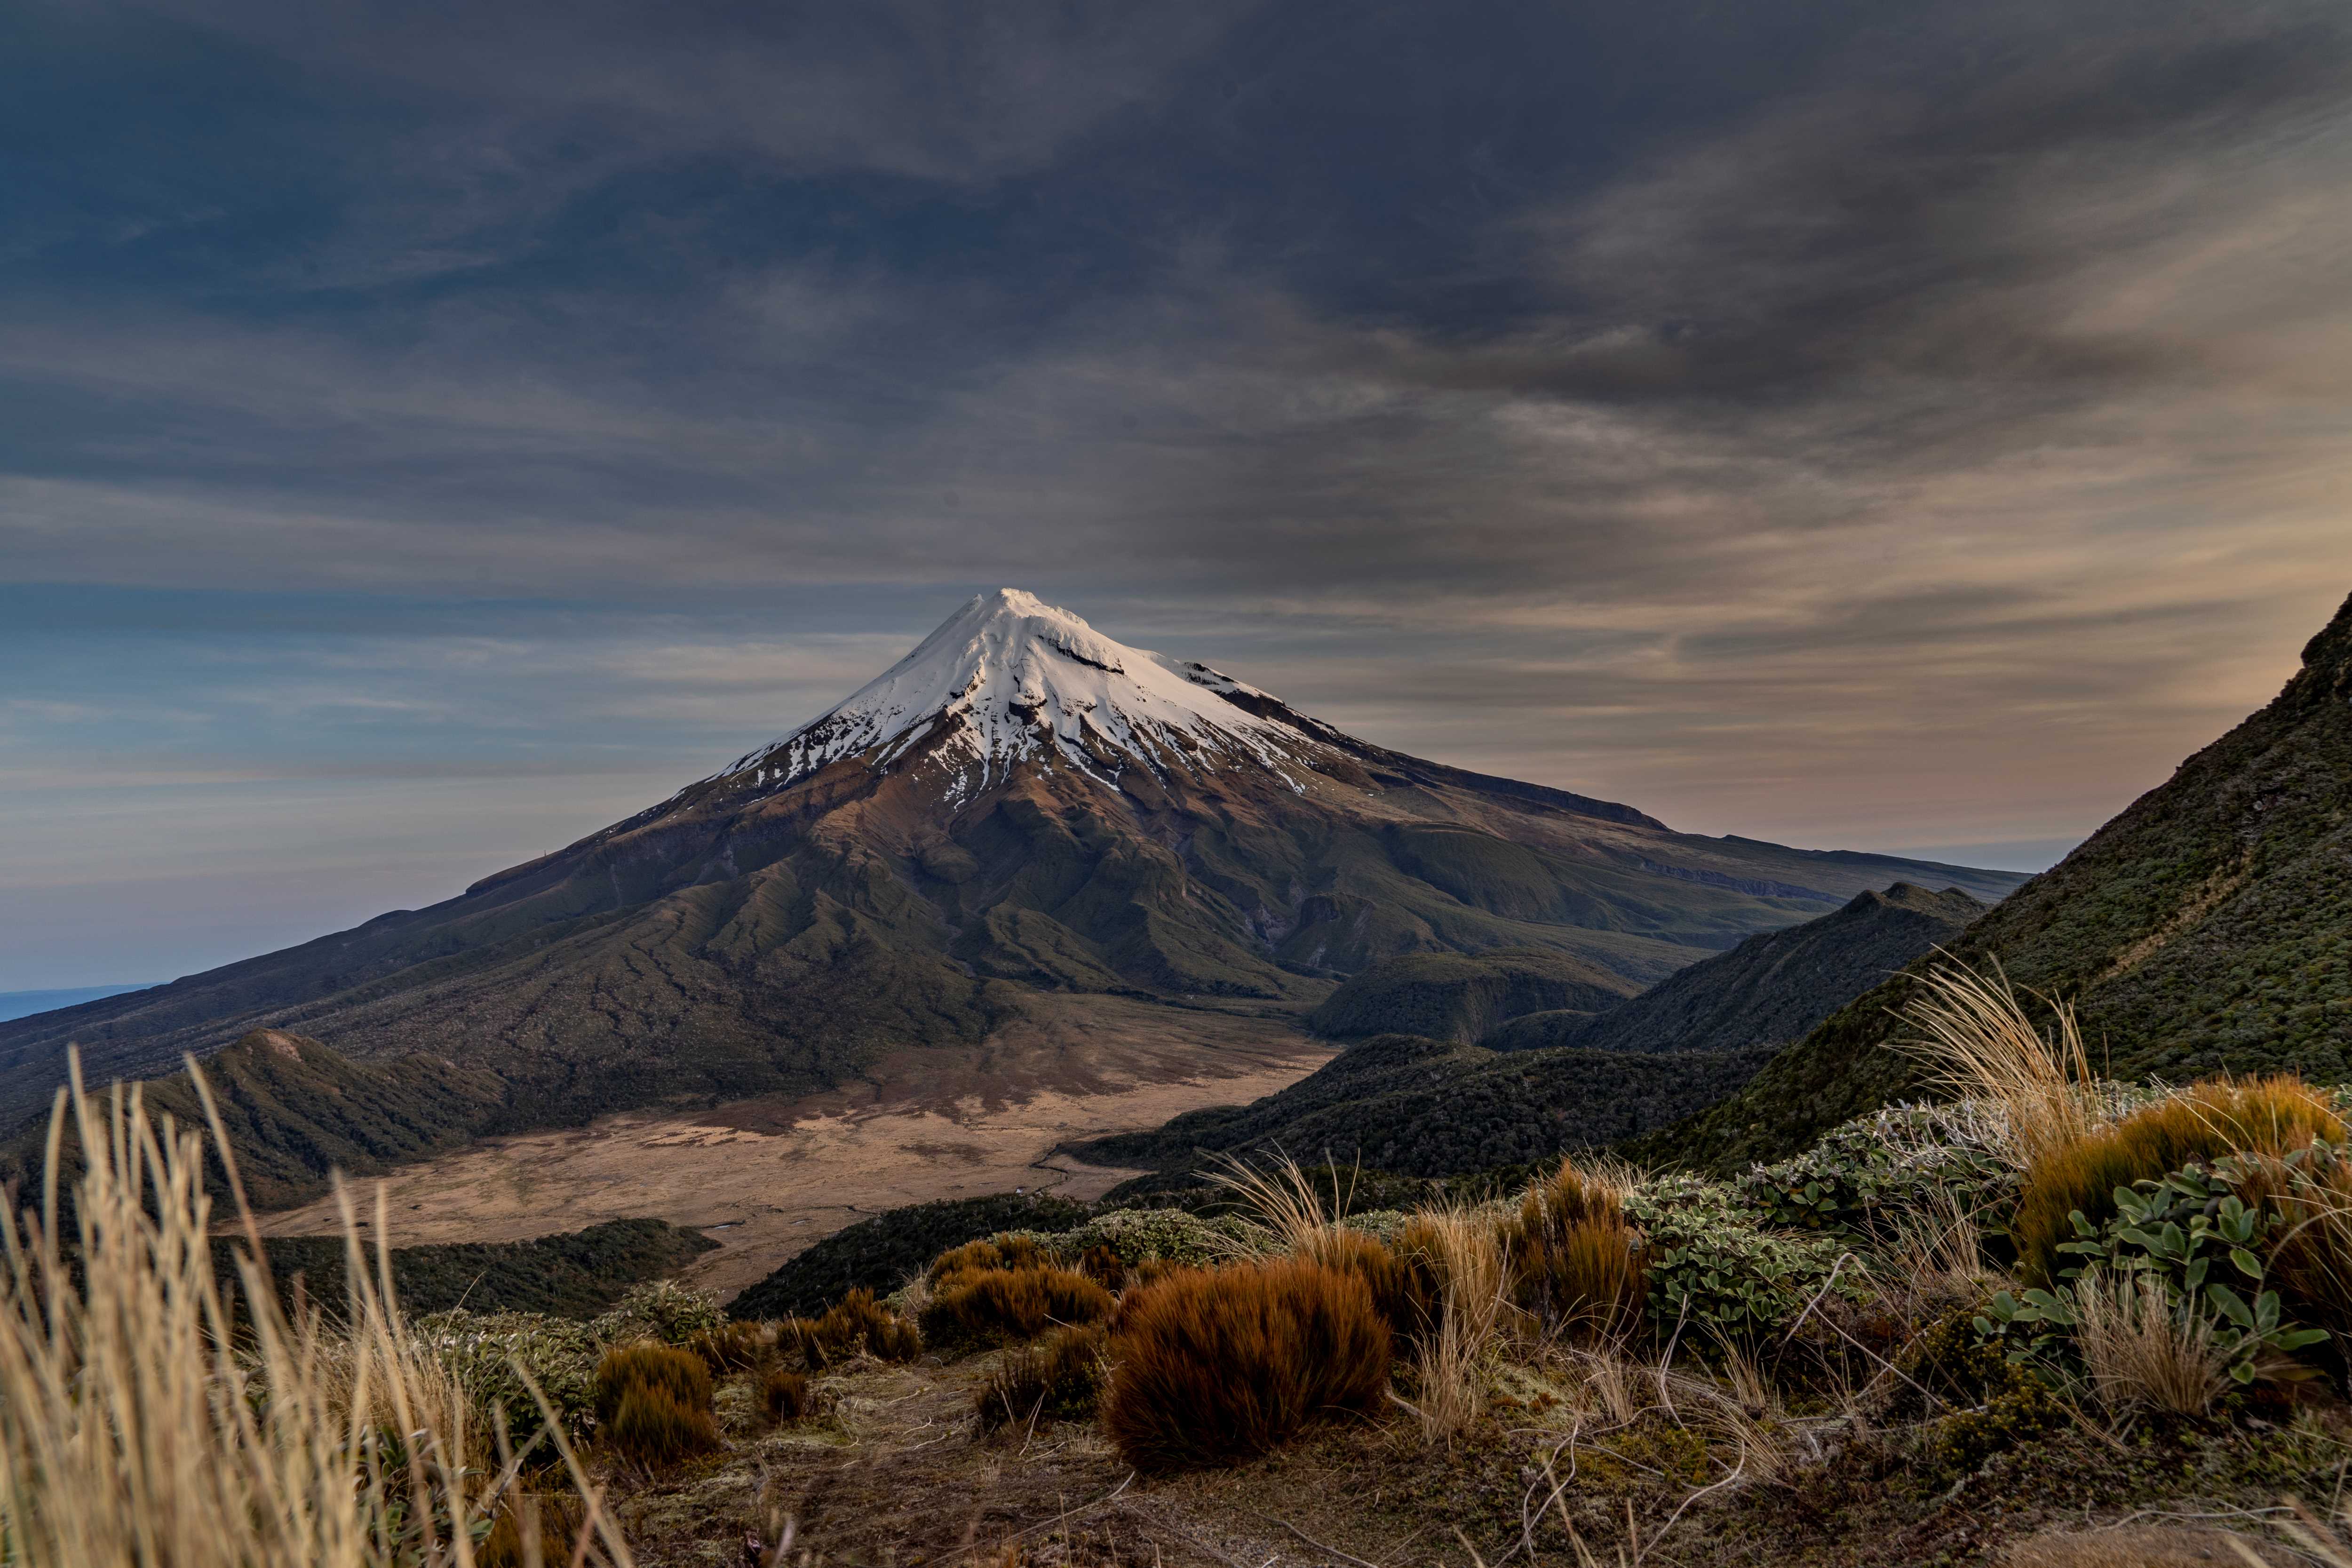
top-left (724, 589), bottom-right (1329, 796)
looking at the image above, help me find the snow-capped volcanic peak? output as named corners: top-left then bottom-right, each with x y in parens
top-left (728, 589), bottom-right (1327, 794)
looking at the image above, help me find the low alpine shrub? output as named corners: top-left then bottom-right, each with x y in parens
top-left (1101, 1259), bottom-right (1391, 1472)
top-left (975, 1324), bottom-right (1109, 1433)
top-left (919, 1265), bottom-right (1112, 1353)
top-left (1626, 1175), bottom-right (1848, 1340)
top-left (415, 1308), bottom-right (599, 1441)
top-left (588, 1278), bottom-right (728, 1347)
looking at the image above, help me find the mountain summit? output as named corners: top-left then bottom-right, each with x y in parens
top-left (733, 589), bottom-right (1344, 799)
top-left (0, 590), bottom-right (2026, 1130)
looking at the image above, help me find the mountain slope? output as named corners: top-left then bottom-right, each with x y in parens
top-left (1488, 883), bottom-right (1984, 1053)
top-left (1652, 586), bottom-right (2352, 1171)
top-left (0, 590), bottom-right (2026, 1133)
top-left (1071, 1031), bottom-right (1774, 1178)
top-left (1307, 949), bottom-right (1643, 1043)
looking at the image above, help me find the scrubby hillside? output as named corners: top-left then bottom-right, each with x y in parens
top-left (1653, 586), bottom-right (2352, 1171)
top-left (252, 1218), bottom-right (716, 1318)
top-left (1070, 1031), bottom-right (1773, 1178)
top-left (0, 1028), bottom-right (502, 1209)
top-left (1491, 882), bottom-right (1983, 1054)
top-left (1307, 949), bottom-right (1640, 1042)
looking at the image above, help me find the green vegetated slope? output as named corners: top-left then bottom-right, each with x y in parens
top-left (1497, 882), bottom-right (1984, 1054)
top-left (1071, 1031), bottom-right (1773, 1179)
top-left (247, 1218), bottom-right (717, 1319)
top-left (0, 1029), bottom-right (503, 1210)
top-left (1306, 948), bottom-right (1641, 1042)
top-left (728, 1194), bottom-right (1093, 1320)
top-left (1653, 587), bottom-right (2352, 1172)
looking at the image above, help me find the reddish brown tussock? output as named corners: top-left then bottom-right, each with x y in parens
top-left (919, 1265), bottom-right (1113, 1353)
top-left (1101, 1258), bottom-right (1391, 1472)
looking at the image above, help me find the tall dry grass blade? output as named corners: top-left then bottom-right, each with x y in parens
top-left (1898, 953), bottom-right (2099, 1170)
top-left (1392, 1207), bottom-right (1508, 1445)
top-left (0, 1047), bottom-right (632, 1568)
top-left (1202, 1149), bottom-right (1349, 1261)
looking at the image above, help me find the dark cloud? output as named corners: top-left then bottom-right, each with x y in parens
top-left (3, 0), bottom-right (2349, 983)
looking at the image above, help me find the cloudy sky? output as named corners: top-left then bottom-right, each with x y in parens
top-left (5, 0), bottom-right (2350, 989)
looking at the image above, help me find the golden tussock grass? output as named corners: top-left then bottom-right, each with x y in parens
top-left (918, 1265), bottom-right (1113, 1353)
top-left (1503, 1157), bottom-right (1646, 1343)
top-left (0, 1052), bottom-right (629, 1568)
top-left (785, 1288), bottom-right (924, 1367)
top-left (761, 1367), bottom-right (813, 1424)
top-left (1101, 1258), bottom-right (1391, 1472)
top-left (2013, 1076), bottom-right (2344, 1285)
top-left (928, 1234), bottom-right (1049, 1284)
top-left (2233, 1145), bottom-right (2352, 1342)
top-left (594, 1344), bottom-right (719, 1466)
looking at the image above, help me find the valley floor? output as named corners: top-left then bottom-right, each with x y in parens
top-left (253, 994), bottom-right (1333, 1293)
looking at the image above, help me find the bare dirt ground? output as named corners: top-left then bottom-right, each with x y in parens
top-left (254, 993), bottom-right (1332, 1295)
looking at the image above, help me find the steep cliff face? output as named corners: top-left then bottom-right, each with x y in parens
top-left (0, 590), bottom-right (2025, 1132)
top-left (1654, 587), bottom-right (2352, 1171)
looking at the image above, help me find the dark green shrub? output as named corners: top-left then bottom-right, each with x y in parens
top-left (1625, 1176), bottom-right (1849, 1340)
top-left (919, 1266), bottom-right (1112, 1354)
top-left (1101, 1260), bottom-right (1391, 1472)
top-left (974, 1324), bottom-right (1109, 1433)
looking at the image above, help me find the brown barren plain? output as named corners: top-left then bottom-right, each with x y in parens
top-left (252, 993), bottom-right (1334, 1294)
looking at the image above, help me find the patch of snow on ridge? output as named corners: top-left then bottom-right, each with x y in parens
top-left (723, 589), bottom-right (1331, 793)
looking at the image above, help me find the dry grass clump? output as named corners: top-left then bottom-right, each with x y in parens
top-left (1900, 955), bottom-right (2099, 1170)
top-left (688, 1319), bottom-right (773, 1375)
top-left (2013, 1076), bottom-right (2344, 1285)
top-left (1076, 1242), bottom-right (1127, 1289)
top-left (918, 1265), bottom-right (1113, 1354)
top-left (974, 1324), bottom-right (1110, 1434)
top-left (783, 1289), bottom-right (924, 1368)
top-left (0, 1055), bottom-right (629, 1568)
top-left (2070, 1269), bottom-right (2229, 1418)
top-left (1503, 1157), bottom-right (1646, 1343)
top-left (761, 1368), bottom-right (814, 1424)
top-left (928, 1234), bottom-right (1049, 1284)
top-left (1392, 1207), bottom-right (1508, 1445)
top-left (1102, 1259), bottom-right (1391, 1472)
top-left (594, 1343), bottom-right (719, 1465)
